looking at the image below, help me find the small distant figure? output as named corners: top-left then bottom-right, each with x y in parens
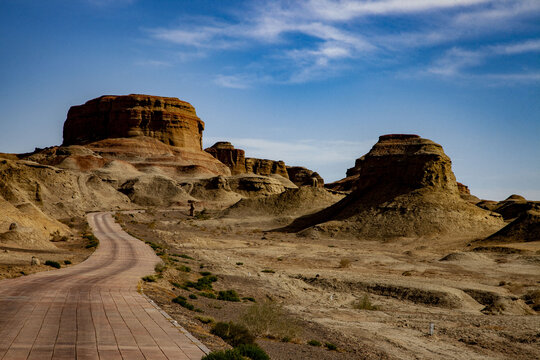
top-left (189, 201), bottom-right (195, 217)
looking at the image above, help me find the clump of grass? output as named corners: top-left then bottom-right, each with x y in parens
top-left (240, 300), bottom-right (300, 340)
top-left (211, 322), bottom-right (254, 347)
top-left (352, 294), bottom-right (380, 310)
top-left (189, 294), bottom-right (198, 299)
top-left (64, 260), bottom-right (72, 265)
top-left (44, 260), bottom-right (61, 269)
top-left (236, 262), bottom-right (243, 266)
top-left (261, 269), bottom-right (275, 274)
top-left (185, 275), bottom-right (218, 291)
top-left (200, 271), bottom-right (212, 276)
top-left (177, 265), bottom-right (191, 272)
top-left (242, 297), bottom-right (256, 302)
top-left (307, 339), bottom-right (321, 346)
top-left (338, 258), bottom-right (351, 268)
top-left (170, 281), bottom-right (182, 288)
top-left (172, 296), bottom-right (195, 311)
top-left (142, 275), bottom-right (156, 282)
top-left (154, 262), bottom-right (167, 273)
top-left (199, 292), bottom-right (217, 299)
top-left (325, 342), bottom-right (337, 351)
top-left (145, 241), bottom-right (162, 251)
top-left (236, 344), bottom-right (270, 360)
top-left (218, 290), bottom-right (240, 302)
top-left (83, 234), bottom-right (99, 248)
top-left (196, 316), bottom-right (214, 324)
top-left (201, 349), bottom-right (242, 360)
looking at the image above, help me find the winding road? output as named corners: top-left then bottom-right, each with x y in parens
top-left (0, 212), bottom-right (206, 360)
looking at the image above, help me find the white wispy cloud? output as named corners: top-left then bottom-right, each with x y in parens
top-left (428, 39), bottom-right (540, 80)
top-left (147, 0), bottom-right (540, 86)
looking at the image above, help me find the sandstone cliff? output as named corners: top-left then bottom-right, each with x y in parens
top-left (63, 94), bottom-right (205, 150)
top-left (280, 134), bottom-right (504, 239)
top-left (204, 142), bottom-right (247, 175)
top-left (286, 166), bottom-right (324, 188)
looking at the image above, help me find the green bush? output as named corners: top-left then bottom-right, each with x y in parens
top-left (261, 269), bottom-right (275, 273)
top-left (142, 275), bottom-right (156, 282)
top-left (325, 342), bottom-right (337, 351)
top-left (201, 349), bottom-right (243, 360)
top-left (84, 234), bottom-right (99, 248)
top-left (189, 294), bottom-right (197, 299)
top-left (44, 260), bottom-right (61, 269)
top-left (211, 322), bottom-right (254, 347)
top-left (307, 339), bottom-right (321, 346)
top-left (200, 271), bottom-right (212, 276)
top-left (196, 316), bottom-right (214, 324)
top-left (64, 260), bottom-right (72, 265)
top-left (172, 296), bottom-right (195, 311)
top-left (236, 343), bottom-right (270, 360)
top-left (199, 292), bottom-right (217, 299)
top-left (218, 290), bottom-right (240, 302)
top-left (177, 265), bottom-right (191, 272)
top-left (236, 262), bottom-right (243, 266)
top-left (185, 275), bottom-right (218, 291)
top-left (352, 294), bottom-right (379, 310)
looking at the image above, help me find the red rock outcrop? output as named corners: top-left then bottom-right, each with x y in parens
top-left (204, 142), bottom-right (247, 175)
top-left (287, 166), bottom-right (324, 188)
top-left (245, 158), bottom-right (288, 178)
top-left (63, 94), bottom-right (204, 150)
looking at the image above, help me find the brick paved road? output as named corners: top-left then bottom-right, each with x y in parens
top-left (0, 212), bottom-right (206, 360)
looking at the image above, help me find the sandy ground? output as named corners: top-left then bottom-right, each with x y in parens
top-left (116, 207), bottom-right (540, 360)
top-left (0, 216), bottom-right (97, 279)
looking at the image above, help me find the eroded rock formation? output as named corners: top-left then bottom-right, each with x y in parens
top-left (281, 134), bottom-right (504, 239)
top-left (287, 166), bottom-right (324, 188)
top-left (63, 94), bottom-right (205, 150)
top-left (204, 142), bottom-right (246, 175)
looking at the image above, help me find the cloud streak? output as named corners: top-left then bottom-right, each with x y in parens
top-left (147, 0), bottom-right (540, 86)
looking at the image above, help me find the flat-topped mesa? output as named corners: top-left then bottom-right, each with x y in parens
top-left (204, 142), bottom-right (247, 175)
top-left (63, 94), bottom-right (204, 150)
top-left (355, 133), bottom-right (458, 198)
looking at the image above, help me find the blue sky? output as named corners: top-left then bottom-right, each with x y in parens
top-left (0, 0), bottom-right (539, 200)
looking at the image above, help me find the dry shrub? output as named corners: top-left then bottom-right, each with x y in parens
top-left (240, 300), bottom-right (300, 340)
top-left (338, 258), bottom-right (351, 268)
top-left (352, 294), bottom-right (380, 310)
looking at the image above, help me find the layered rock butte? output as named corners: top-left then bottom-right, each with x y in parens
top-left (282, 134), bottom-right (504, 238)
top-left (63, 94), bottom-right (204, 150)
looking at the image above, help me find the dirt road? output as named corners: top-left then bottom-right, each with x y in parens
top-left (0, 212), bottom-right (206, 360)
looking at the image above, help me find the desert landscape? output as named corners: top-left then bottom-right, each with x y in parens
top-left (0, 94), bottom-right (538, 359)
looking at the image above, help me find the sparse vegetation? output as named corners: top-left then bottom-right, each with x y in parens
top-left (236, 262), bottom-right (243, 266)
top-left (199, 292), bottom-right (217, 299)
top-left (338, 258), bottom-right (351, 268)
top-left (200, 271), bottom-right (212, 276)
top-left (352, 294), bottom-right (380, 310)
top-left (240, 300), bottom-right (300, 340)
top-left (189, 294), bottom-right (197, 299)
top-left (201, 349), bottom-right (243, 360)
top-left (325, 342), bottom-right (337, 351)
top-left (177, 265), bottom-right (191, 272)
top-left (261, 269), bottom-right (275, 273)
top-left (236, 344), bottom-right (270, 360)
top-left (83, 233), bottom-right (99, 248)
top-left (196, 316), bottom-right (214, 324)
top-left (218, 290), bottom-right (240, 302)
top-left (142, 275), bottom-right (156, 282)
top-left (44, 260), bottom-right (61, 269)
top-left (307, 340), bottom-right (321, 346)
top-left (154, 262), bottom-right (166, 273)
top-left (185, 275), bottom-right (218, 291)
top-left (211, 321), bottom-right (254, 347)
top-left (64, 260), bottom-right (72, 265)
top-left (172, 295), bottom-right (195, 311)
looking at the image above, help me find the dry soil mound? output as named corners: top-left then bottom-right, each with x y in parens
top-left (280, 134), bottom-right (504, 239)
top-left (486, 210), bottom-right (540, 243)
top-left (224, 187), bottom-right (344, 218)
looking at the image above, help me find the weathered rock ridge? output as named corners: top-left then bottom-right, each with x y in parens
top-left (205, 141), bottom-right (322, 187)
top-left (281, 134), bottom-right (504, 239)
top-left (63, 94), bottom-right (204, 150)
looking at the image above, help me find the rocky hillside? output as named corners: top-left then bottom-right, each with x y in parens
top-left (281, 134), bottom-right (505, 239)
